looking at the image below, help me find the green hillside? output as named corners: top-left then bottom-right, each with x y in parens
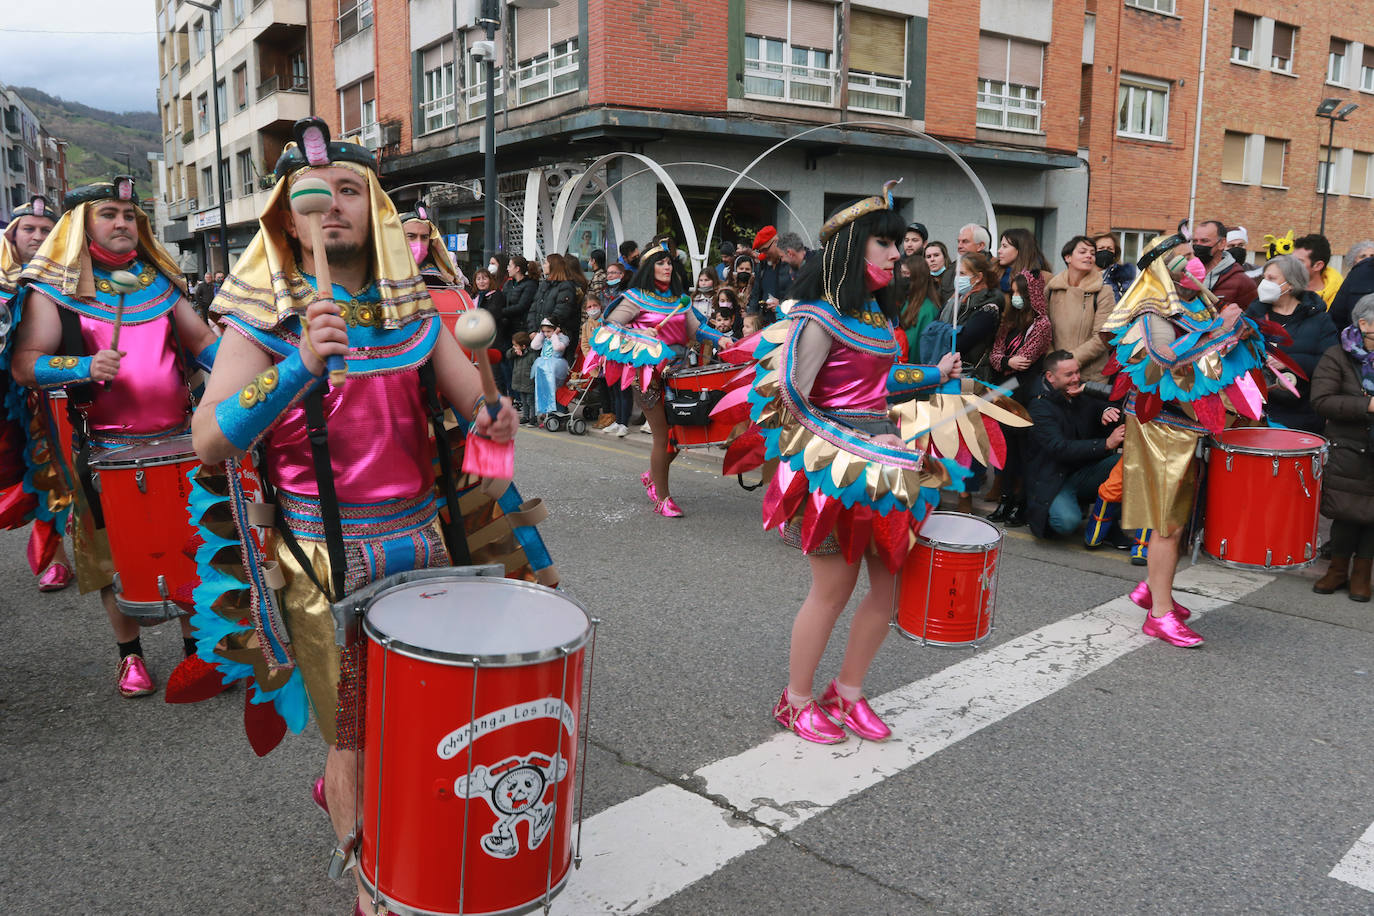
top-left (13, 87), bottom-right (159, 188)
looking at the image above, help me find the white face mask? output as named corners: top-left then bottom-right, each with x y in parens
top-left (1010, 295), bottom-right (1025, 309)
top-left (1257, 278), bottom-right (1285, 304)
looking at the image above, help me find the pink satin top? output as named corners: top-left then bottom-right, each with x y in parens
top-left (265, 369), bottom-right (433, 504)
top-left (626, 307), bottom-right (689, 349)
top-left (807, 336), bottom-right (894, 416)
top-left (80, 313), bottom-right (191, 436)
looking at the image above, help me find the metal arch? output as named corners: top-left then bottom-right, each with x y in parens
top-left (549, 169), bottom-right (626, 261)
top-left (385, 179), bottom-right (537, 257)
top-left (703, 120), bottom-right (998, 260)
top-left (559, 162), bottom-right (816, 260)
top-left (549, 152), bottom-right (704, 273)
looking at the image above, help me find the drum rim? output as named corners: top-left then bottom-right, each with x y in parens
top-left (362, 576), bottom-right (592, 667)
top-left (915, 510), bottom-right (1005, 553)
top-left (664, 363), bottom-right (739, 379)
top-left (1209, 430), bottom-right (1329, 458)
top-left (359, 863), bottom-right (571, 916)
top-left (90, 436), bottom-right (198, 469)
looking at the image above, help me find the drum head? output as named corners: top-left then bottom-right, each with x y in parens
top-left (1213, 427), bottom-right (1326, 455)
top-left (365, 577), bottom-right (591, 665)
top-left (917, 511), bottom-right (1002, 551)
top-left (91, 434), bottom-right (196, 469)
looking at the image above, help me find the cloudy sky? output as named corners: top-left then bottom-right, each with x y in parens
top-left (1, 0), bottom-right (160, 113)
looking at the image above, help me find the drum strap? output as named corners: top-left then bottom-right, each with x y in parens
top-left (418, 360), bottom-right (471, 566)
top-left (303, 385), bottom-right (348, 603)
top-left (257, 445), bottom-right (331, 602)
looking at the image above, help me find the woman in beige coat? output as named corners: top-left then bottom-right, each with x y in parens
top-left (1047, 235), bottom-right (1117, 383)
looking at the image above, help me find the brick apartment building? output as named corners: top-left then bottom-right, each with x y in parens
top-left (0, 84), bottom-right (69, 223)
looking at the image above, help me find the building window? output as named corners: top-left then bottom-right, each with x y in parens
top-left (1112, 230), bottom-right (1162, 265)
top-left (1261, 136), bottom-right (1287, 187)
top-left (1125, 0), bottom-right (1174, 13)
top-left (194, 18), bottom-right (206, 56)
top-left (338, 0), bottom-right (373, 42)
top-left (1231, 13), bottom-right (1255, 64)
top-left (1117, 76), bottom-right (1169, 141)
top-left (420, 42), bottom-right (456, 134)
top-left (742, 0), bottom-right (838, 107)
top-left (201, 166), bottom-right (212, 208)
top-left (232, 65), bottom-right (248, 111)
top-left (215, 80), bottom-right (227, 123)
top-left (1352, 151), bottom-right (1372, 197)
top-left (1221, 130), bottom-right (1248, 182)
top-left (1318, 146), bottom-right (1337, 193)
top-left (977, 35), bottom-right (1044, 132)
top-left (339, 76), bottom-right (376, 137)
top-left (1271, 22), bottom-right (1295, 73)
top-left (509, 3), bottom-right (580, 108)
top-left (290, 51), bottom-right (309, 90)
top-left (1362, 46), bottom-right (1374, 91)
top-left (196, 92), bottom-right (209, 132)
top-left (1329, 39), bottom-right (1348, 84)
top-left (230, 0), bottom-right (244, 22)
top-left (236, 149), bottom-right (253, 195)
top-left (847, 8), bottom-right (908, 115)
top-left (220, 158), bottom-right (233, 201)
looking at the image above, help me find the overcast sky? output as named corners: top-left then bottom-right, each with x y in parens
top-left (0, 0), bottom-right (160, 113)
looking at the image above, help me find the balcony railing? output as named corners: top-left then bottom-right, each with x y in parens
top-left (743, 60), bottom-right (909, 115)
top-left (976, 81), bottom-right (1043, 132)
top-left (419, 93), bottom-right (456, 135)
top-left (168, 198), bottom-right (196, 219)
top-left (847, 71), bottom-right (908, 115)
top-left (256, 73), bottom-right (309, 101)
top-left (510, 46), bottom-right (580, 107)
top-left (463, 71), bottom-right (506, 121)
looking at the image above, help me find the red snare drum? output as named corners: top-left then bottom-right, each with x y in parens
top-left (1203, 427), bottom-right (1327, 570)
top-left (896, 512), bottom-right (1002, 648)
top-left (664, 363), bottom-right (741, 449)
top-left (91, 436), bottom-right (201, 619)
top-left (359, 574), bottom-right (595, 916)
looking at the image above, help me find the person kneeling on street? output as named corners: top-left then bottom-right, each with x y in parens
top-left (1026, 350), bottom-right (1126, 539)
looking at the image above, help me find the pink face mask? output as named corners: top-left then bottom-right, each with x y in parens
top-left (863, 259), bottom-right (892, 291)
top-left (410, 240), bottom-right (427, 264)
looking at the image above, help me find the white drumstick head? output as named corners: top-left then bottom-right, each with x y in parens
top-left (108, 270), bottom-right (140, 294)
top-left (289, 176), bottom-right (334, 215)
top-left (453, 309), bottom-right (497, 349)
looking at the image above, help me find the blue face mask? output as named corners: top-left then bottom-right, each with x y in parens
top-left (1011, 295), bottom-right (1025, 309)
top-left (931, 265), bottom-right (946, 277)
top-left (954, 274), bottom-right (972, 297)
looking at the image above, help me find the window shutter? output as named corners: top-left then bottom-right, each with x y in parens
top-left (1008, 39), bottom-right (1043, 87)
top-left (1352, 151), bottom-right (1371, 196)
top-left (1231, 13), bottom-right (1253, 50)
top-left (790, 0), bottom-right (835, 51)
top-left (361, 76), bottom-right (375, 105)
top-left (745, 0), bottom-right (788, 38)
top-left (1330, 37), bottom-right (1346, 56)
top-left (1364, 45), bottom-right (1374, 69)
top-left (1221, 131), bottom-right (1247, 181)
top-left (550, 0), bottom-right (577, 43)
top-left (978, 34), bottom-right (1006, 81)
top-left (1272, 23), bottom-right (1294, 60)
top-left (515, 7), bottom-right (548, 62)
top-left (848, 9), bottom-right (905, 76)
top-left (341, 87), bottom-right (360, 132)
top-left (1261, 137), bottom-right (1286, 186)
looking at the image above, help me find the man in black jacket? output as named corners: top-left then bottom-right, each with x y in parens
top-left (1026, 350), bottom-right (1125, 538)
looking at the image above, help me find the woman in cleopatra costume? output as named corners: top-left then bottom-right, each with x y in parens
top-left (0, 195), bottom-right (75, 592)
top-left (731, 183), bottom-right (968, 745)
top-left (1101, 235), bottom-right (1268, 648)
top-left (190, 119), bottom-right (546, 916)
top-left (585, 242), bottom-right (730, 517)
top-left (12, 177), bottom-right (222, 697)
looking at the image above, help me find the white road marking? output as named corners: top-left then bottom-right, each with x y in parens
top-left (552, 563), bottom-right (1273, 914)
top-left (1331, 823), bottom-right (1374, 894)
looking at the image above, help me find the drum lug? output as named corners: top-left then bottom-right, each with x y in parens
top-left (1225, 453), bottom-right (1233, 472)
top-left (112, 572), bottom-right (122, 594)
top-left (158, 575), bottom-right (170, 600)
top-left (1219, 538), bottom-right (1227, 558)
top-left (91, 471), bottom-right (100, 493)
top-left (1305, 542), bottom-right (1314, 560)
top-left (326, 830), bottom-right (357, 880)
top-left (1271, 457), bottom-right (1280, 477)
top-left (135, 469), bottom-right (146, 493)
top-left (1297, 465), bottom-right (1312, 499)
top-left (1265, 549), bottom-right (1273, 568)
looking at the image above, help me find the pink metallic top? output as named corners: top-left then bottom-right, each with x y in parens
top-left (265, 369), bottom-right (433, 504)
top-left (80, 313), bottom-right (191, 436)
top-left (624, 307), bottom-right (689, 349)
top-left (792, 320), bottom-right (893, 418)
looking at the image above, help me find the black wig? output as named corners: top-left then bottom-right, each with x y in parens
top-left (786, 206), bottom-right (907, 321)
top-left (628, 244), bottom-right (687, 297)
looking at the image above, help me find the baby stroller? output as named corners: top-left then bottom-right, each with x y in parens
top-left (540, 371), bottom-right (595, 435)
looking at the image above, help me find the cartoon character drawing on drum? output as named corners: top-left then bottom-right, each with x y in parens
top-left (455, 752), bottom-right (568, 859)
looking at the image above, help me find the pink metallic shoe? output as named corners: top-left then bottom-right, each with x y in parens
top-left (1142, 609), bottom-right (1204, 648)
top-left (37, 562), bottom-right (73, 592)
top-left (640, 471), bottom-right (658, 502)
top-left (653, 496), bottom-right (684, 518)
top-left (312, 776), bottom-right (329, 816)
top-left (1129, 581), bottom-right (1191, 619)
top-left (117, 655), bottom-right (156, 698)
top-left (819, 681), bottom-right (892, 741)
top-left (773, 690), bottom-right (846, 745)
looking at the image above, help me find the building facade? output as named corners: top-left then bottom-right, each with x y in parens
top-left (0, 84), bottom-right (68, 223)
top-left (155, 0), bottom-right (310, 273)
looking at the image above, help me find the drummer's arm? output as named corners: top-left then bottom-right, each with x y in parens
top-left (430, 324), bottom-right (518, 444)
top-left (192, 329), bottom-right (279, 464)
top-left (172, 297), bottom-right (220, 369)
top-left (12, 289), bottom-right (114, 386)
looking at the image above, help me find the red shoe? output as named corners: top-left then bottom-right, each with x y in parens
top-left (654, 496), bottom-right (684, 518)
top-left (1142, 609), bottom-right (1204, 648)
top-left (772, 690), bottom-right (846, 745)
top-left (1129, 581), bottom-right (1191, 619)
top-left (38, 562), bottom-right (73, 592)
top-left (819, 681), bottom-right (892, 741)
top-left (117, 655), bottom-right (156, 698)
top-left (640, 471), bottom-right (657, 502)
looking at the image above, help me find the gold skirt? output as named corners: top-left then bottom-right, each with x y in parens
top-left (1121, 415), bottom-right (1200, 535)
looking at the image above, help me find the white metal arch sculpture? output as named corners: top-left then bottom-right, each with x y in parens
top-left (548, 168), bottom-right (626, 263)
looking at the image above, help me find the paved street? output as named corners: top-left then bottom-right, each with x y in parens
top-left (4, 428), bottom-right (1374, 915)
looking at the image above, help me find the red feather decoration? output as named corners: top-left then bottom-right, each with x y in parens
top-left (800, 489), bottom-right (841, 554)
top-left (1134, 390), bottom-right (1163, 423)
top-left (1192, 393), bottom-right (1226, 435)
top-left (244, 684), bottom-right (288, 757)
top-left (164, 653), bottom-right (233, 704)
top-left (1110, 372), bottom-right (1134, 401)
top-left (722, 427), bottom-right (766, 476)
top-left (872, 509), bottom-right (912, 574)
top-left (981, 414), bottom-right (1008, 469)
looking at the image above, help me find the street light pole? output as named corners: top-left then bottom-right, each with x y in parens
top-left (481, 0), bottom-right (499, 262)
top-left (187, 0), bottom-right (229, 276)
top-left (1320, 114), bottom-right (1337, 238)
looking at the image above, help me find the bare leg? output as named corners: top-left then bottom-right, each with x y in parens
top-left (325, 746), bottom-right (385, 914)
top-left (836, 558), bottom-right (896, 689)
top-left (788, 553), bottom-right (863, 698)
top-left (1145, 527), bottom-right (1181, 617)
top-left (644, 401), bottom-right (677, 498)
top-left (102, 586), bottom-right (140, 643)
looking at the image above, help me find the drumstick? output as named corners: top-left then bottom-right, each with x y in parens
top-left (289, 177), bottom-right (348, 386)
top-left (107, 269), bottom-right (139, 351)
top-left (452, 309), bottom-right (503, 423)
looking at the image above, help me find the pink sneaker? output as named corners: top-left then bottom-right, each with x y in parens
top-left (117, 655), bottom-right (156, 698)
top-left (772, 690), bottom-right (846, 745)
top-left (654, 496), bottom-right (684, 518)
top-left (1142, 608), bottom-right (1204, 648)
top-left (1128, 581), bottom-right (1191, 619)
top-left (819, 681), bottom-right (892, 741)
top-left (640, 471), bottom-right (658, 502)
top-left (38, 563), bottom-right (73, 592)
top-left (312, 776), bottom-right (329, 816)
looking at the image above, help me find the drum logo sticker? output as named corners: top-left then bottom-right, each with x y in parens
top-left (454, 752), bottom-right (568, 859)
top-left (436, 698), bottom-right (575, 759)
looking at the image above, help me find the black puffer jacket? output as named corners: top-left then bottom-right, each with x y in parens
top-left (1310, 343), bottom-right (1374, 525)
top-left (526, 279), bottom-right (580, 354)
top-left (1245, 291), bottom-right (1338, 433)
top-left (503, 276), bottom-right (538, 335)
top-left (1025, 377), bottom-right (1116, 538)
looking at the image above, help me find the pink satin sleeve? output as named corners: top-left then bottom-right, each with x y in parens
top-left (80, 313), bottom-right (190, 435)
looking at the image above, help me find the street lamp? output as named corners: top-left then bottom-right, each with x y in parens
top-left (1316, 97), bottom-right (1360, 237)
top-left (186, 0), bottom-right (230, 276)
